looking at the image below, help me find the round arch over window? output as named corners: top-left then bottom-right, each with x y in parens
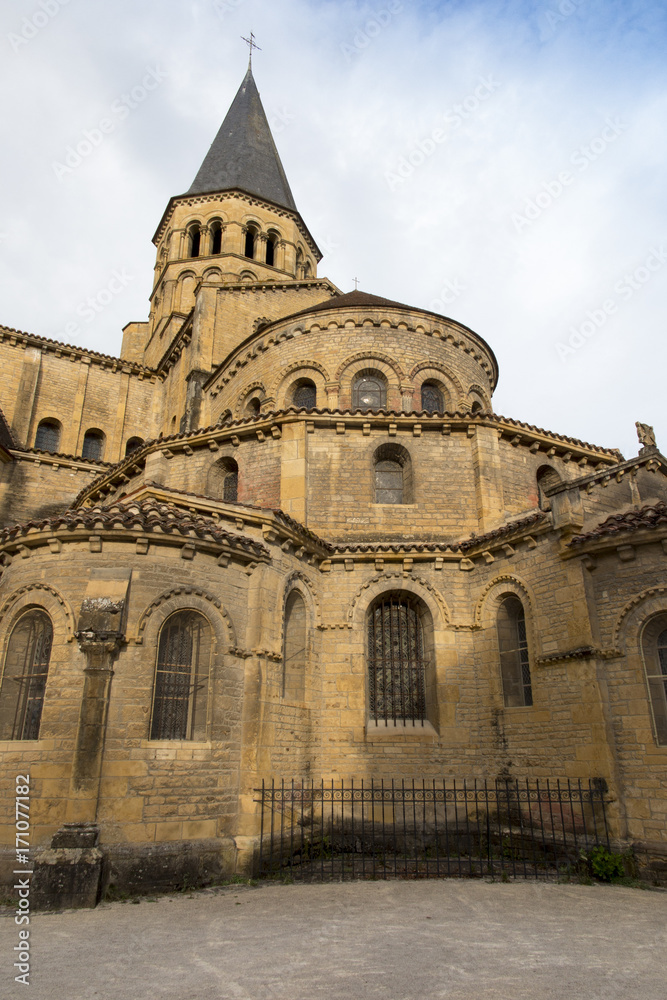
top-left (367, 593), bottom-right (429, 725)
top-left (0, 609), bottom-right (53, 740)
top-left (497, 595), bottom-right (533, 707)
top-left (292, 379), bottom-right (317, 409)
top-left (641, 614), bottom-right (667, 745)
top-left (82, 429), bottom-right (105, 462)
top-left (35, 419), bottom-right (61, 453)
top-left (150, 611), bottom-right (212, 741)
top-left (353, 372), bottom-right (387, 411)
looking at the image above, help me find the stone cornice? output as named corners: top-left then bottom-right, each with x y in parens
top-left (205, 307), bottom-right (499, 394)
top-left (0, 324), bottom-right (159, 379)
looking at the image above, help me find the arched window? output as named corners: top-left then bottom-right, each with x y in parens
top-left (368, 594), bottom-right (426, 725)
top-left (303, 261), bottom-right (311, 278)
top-left (296, 248), bottom-right (304, 277)
top-left (82, 429), bottom-right (105, 462)
top-left (0, 610), bottom-right (53, 740)
top-left (536, 465), bottom-right (562, 511)
top-left (244, 227), bottom-right (257, 259)
top-left (471, 401), bottom-right (483, 414)
top-left (35, 419), bottom-right (61, 453)
top-left (188, 225), bottom-right (201, 258)
top-left (353, 373), bottom-right (386, 411)
top-left (125, 437), bottom-right (144, 456)
top-left (292, 380), bottom-right (317, 409)
top-left (210, 222), bottom-right (223, 255)
top-left (497, 596), bottom-right (532, 707)
top-left (266, 233), bottom-right (278, 267)
top-left (374, 444), bottom-right (412, 504)
top-left (421, 382), bottom-right (444, 414)
top-left (245, 397), bottom-right (261, 417)
top-left (206, 457), bottom-right (239, 503)
top-left (283, 591), bottom-right (307, 701)
top-left (150, 611), bottom-right (211, 741)
top-left (641, 615), bottom-right (667, 745)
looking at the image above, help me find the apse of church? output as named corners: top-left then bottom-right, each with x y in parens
top-left (0, 63), bottom-right (666, 902)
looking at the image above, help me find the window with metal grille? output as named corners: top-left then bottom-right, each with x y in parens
top-left (421, 382), bottom-right (444, 413)
top-left (375, 459), bottom-right (403, 504)
top-left (0, 610), bottom-right (53, 740)
top-left (497, 596), bottom-right (533, 707)
top-left (293, 382), bottom-right (316, 409)
top-left (206, 457), bottom-right (239, 502)
top-left (223, 471), bottom-right (238, 502)
top-left (353, 375), bottom-right (386, 411)
top-left (368, 595), bottom-right (426, 724)
top-left (283, 591), bottom-right (307, 701)
top-left (150, 611), bottom-right (211, 741)
top-left (35, 419), bottom-right (61, 453)
top-left (82, 429), bottom-right (104, 461)
top-left (641, 616), bottom-right (667, 745)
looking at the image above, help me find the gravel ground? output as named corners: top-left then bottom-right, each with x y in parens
top-left (1, 879), bottom-right (666, 999)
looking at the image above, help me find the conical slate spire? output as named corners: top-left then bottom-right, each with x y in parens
top-left (187, 66), bottom-right (297, 211)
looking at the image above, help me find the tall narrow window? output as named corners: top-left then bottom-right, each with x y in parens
top-left (211, 223), bottom-right (222, 255)
top-left (266, 234), bottom-right (277, 267)
top-left (421, 382), bottom-right (444, 413)
top-left (497, 596), bottom-right (532, 707)
top-left (35, 419), bottom-right (61, 453)
top-left (283, 591), bottom-right (307, 701)
top-left (641, 615), bottom-right (667, 745)
top-left (189, 226), bottom-right (201, 258)
top-left (368, 595), bottom-right (426, 725)
top-left (293, 381), bottom-right (317, 409)
top-left (353, 374), bottom-right (386, 411)
top-left (150, 611), bottom-right (211, 741)
top-left (223, 469), bottom-right (238, 502)
top-left (245, 228), bottom-right (256, 259)
top-left (0, 610), bottom-right (53, 740)
top-left (536, 465), bottom-right (562, 511)
top-left (82, 429), bottom-right (105, 461)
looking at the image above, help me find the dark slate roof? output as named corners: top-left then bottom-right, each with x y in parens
top-left (0, 406), bottom-right (14, 451)
top-left (187, 66), bottom-right (297, 211)
top-left (569, 501), bottom-right (667, 546)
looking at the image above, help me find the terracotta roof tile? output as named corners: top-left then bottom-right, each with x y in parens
top-left (0, 498), bottom-right (269, 558)
top-left (569, 501), bottom-right (667, 546)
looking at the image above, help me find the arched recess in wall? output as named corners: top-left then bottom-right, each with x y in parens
top-left (244, 223), bottom-right (259, 260)
top-left (187, 223), bottom-right (202, 259)
top-left (209, 219), bottom-right (224, 255)
top-left (352, 370), bottom-right (388, 411)
top-left (178, 272), bottom-right (197, 311)
top-left (282, 590), bottom-right (307, 702)
top-left (536, 465), bottom-right (562, 511)
top-left (291, 379), bottom-right (317, 409)
top-left (266, 230), bottom-right (280, 267)
top-left (420, 381), bottom-right (445, 414)
top-left (125, 437), bottom-right (144, 456)
top-left (467, 386), bottom-right (489, 414)
top-left (206, 457), bottom-right (239, 502)
top-left (640, 613), bottom-right (667, 745)
top-left (474, 576), bottom-right (536, 707)
top-left (149, 610), bottom-right (211, 741)
top-left (34, 418), bottom-right (62, 453)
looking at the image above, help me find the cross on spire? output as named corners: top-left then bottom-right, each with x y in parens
top-left (241, 32), bottom-right (261, 67)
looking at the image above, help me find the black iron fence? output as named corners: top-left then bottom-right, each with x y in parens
top-left (257, 778), bottom-right (611, 881)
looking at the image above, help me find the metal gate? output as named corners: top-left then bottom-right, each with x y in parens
top-left (257, 778), bottom-right (611, 881)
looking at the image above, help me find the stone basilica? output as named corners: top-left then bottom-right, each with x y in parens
top-left (0, 64), bottom-right (666, 900)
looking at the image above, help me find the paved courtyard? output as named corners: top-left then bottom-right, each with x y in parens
top-left (2, 879), bottom-right (666, 999)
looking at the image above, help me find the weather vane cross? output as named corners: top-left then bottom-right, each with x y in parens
top-left (241, 32), bottom-right (261, 66)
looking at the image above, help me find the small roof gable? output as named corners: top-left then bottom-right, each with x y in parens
top-left (187, 66), bottom-right (297, 212)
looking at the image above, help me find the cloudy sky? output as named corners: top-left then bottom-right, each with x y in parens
top-left (1, 0), bottom-right (665, 459)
